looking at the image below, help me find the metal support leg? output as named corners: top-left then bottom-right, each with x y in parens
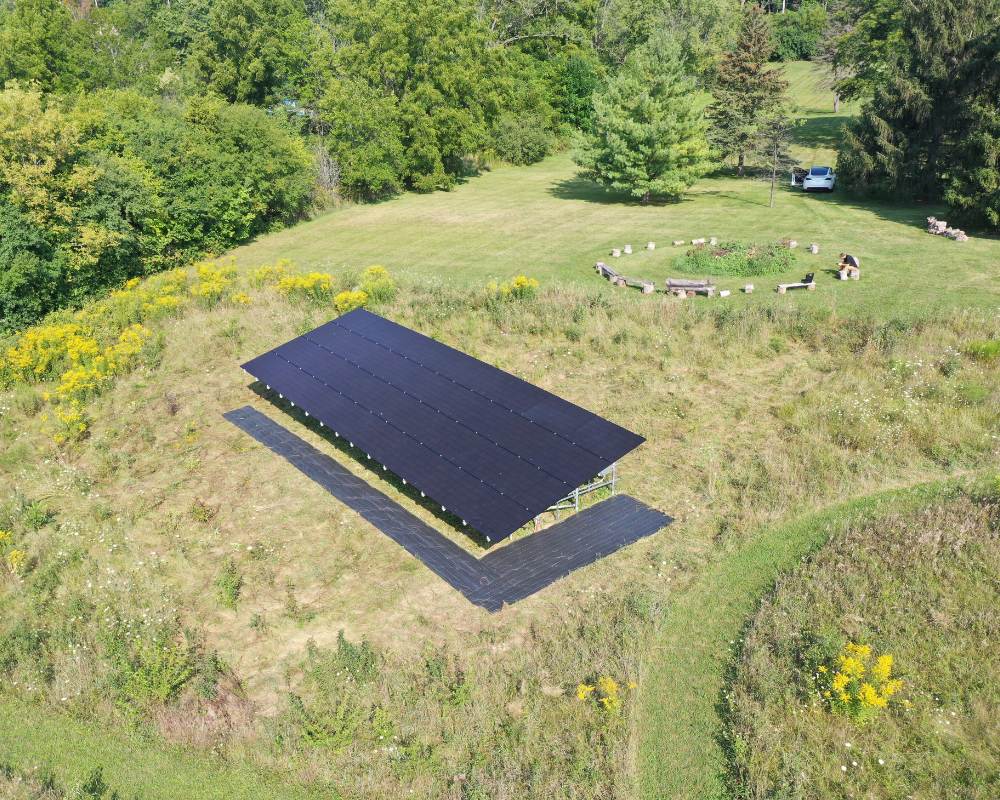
top-left (611, 463), bottom-right (617, 496)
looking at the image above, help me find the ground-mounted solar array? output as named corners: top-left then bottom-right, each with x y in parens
top-left (240, 309), bottom-right (645, 543)
top-left (224, 407), bottom-right (672, 610)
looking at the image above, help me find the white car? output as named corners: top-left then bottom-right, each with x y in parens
top-left (802, 166), bottom-right (836, 192)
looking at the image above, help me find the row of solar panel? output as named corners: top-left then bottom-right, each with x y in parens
top-left (296, 327), bottom-right (610, 483)
top-left (331, 312), bottom-right (643, 461)
top-left (241, 310), bottom-right (645, 541)
top-left (243, 352), bottom-right (537, 539)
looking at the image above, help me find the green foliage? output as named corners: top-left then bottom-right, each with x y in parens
top-left (943, 52), bottom-right (1000, 229)
top-left (333, 630), bottom-right (378, 684)
top-left (707, 6), bottom-right (789, 175)
top-left (287, 691), bottom-right (363, 751)
top-left (491, 111), bottom-right (554, 166)
top-left (324, 0), bottom-right (502, 192)
top-left (672, 241), bottom-right (794, 277)
top-left (0, 84), bottom-right (312, 332)
top-left (576, 32), bottom-right (711, 201)
top-left (836, 0), bottom-right (1000, 229)
top-left (102, 621), bottom-right (196, 711)
top-left (357, 266), bottom-right (397, 304)
top-left (318, 78), bottom-right (404, 200)
top-left (183, 0), bottom-right (316, 105)
top-left (965, 339), bottom-right (1000, 362)
top-left (0, 0), bottom-right (79, 93)
top-left (549, 54), bottom-right (600, 130)
top-left (215, 559), bottom-right (243, 609)
top-left (770, 2), bottom-right (828, 61)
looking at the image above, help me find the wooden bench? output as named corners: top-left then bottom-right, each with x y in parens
top-left (596, 262), bottom-right (654, 293)
top-left (667, 277), bottom-right (716, 297)
top-left (624, 276), bottom-right (655, 294)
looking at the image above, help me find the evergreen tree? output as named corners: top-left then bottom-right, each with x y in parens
top-left (837, 0), bottom-right (1000, 228)
top-left (575, 32), bottom-right (711, 203)
top-left (707, 6), bottom-right (788, 176)
top-left (944, 26), bottom-right (1000, 228)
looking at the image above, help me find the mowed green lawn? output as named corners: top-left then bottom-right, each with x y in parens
top-left (228, 62), bottom-right (998, 319)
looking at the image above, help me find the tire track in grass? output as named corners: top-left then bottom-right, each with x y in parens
top-left (635, 477), bottom-right (971, 800)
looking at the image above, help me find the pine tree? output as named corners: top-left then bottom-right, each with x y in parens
top-left (575, 32), bottom-right (711, 203)
top-left (944, 26), bottom-right (1000, 229)
top-left (837, 0), bottom-right (998, 224)
top-left (707, 6), bottom-right (788, 176)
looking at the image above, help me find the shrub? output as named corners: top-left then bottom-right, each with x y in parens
top-left (965, 339), bottom-right (1000, 362)
top-left (250, 260), bottom-right (293, 288)
top-left (277, 272), bottom-right (336, 302)
top-left (576, 674), bottom-right (635, 715)
top-left (334, 630), bottom-right (378, 684)
top-left (672, 241), bottom-right (794, 277)
top-left (485, 275), bottom-right (540, 303)
top-left (110, 634), bottom-right (196, 710)
top-left (1, 527), bottom-right (26, 577)
top-left (215, 559), bottom-right (243, 609)
top-left (491, 111), bottom-right (554, 165)
top-left (771, 2), bottom-right (828, 61)
top-left (358, 266), bottom-right (397, 304)
top-left (0, 85), bottom-right (312, 331)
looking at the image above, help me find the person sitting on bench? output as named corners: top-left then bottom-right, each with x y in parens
top-left (837, 253), bottom-right (861, 279)
top-left (803, 272), bottom-right (815, 284)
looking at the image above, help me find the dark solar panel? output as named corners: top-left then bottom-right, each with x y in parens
top-left (241, 309), bottom-right (645, 542)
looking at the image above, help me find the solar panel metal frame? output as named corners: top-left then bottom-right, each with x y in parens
top-left (241, 309), bottom-right (645, 543)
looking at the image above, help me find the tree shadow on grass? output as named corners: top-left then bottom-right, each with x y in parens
top-left (792, 113), bottom-right (852, 152)
top-left (547, 173), bottom-right (693, 206)
top-left (248, 381), bottom-right (492, 550)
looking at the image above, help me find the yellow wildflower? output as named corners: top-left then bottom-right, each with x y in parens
top-left (872, 654), bottom-right (893, 683)
top-left (334, 289), bottom-right (368, 314)
top-left (6, 548), bottom-right (26, 574)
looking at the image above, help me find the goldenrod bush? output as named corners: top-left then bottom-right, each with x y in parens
top-left (485, 274), bottom-right (540, 304)
top-left (358, 265), bottom-right (397, 304)
top-left (334, 289), bottom-right (368, 314)
top-left (276, 271), bottom-right (336, 302)
top-left (814, 642), bottom-right (904, 723)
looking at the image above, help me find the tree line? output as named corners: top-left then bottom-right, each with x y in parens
top-left (0, 0), bottom-right (997, 331)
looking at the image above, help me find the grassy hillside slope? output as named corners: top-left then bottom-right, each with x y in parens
top-left (725, 481), bottom-right (999, 799)
top-left (635, 478), bottom-right (995, 800)
top-left (1, 264), bottom-right (997, 797)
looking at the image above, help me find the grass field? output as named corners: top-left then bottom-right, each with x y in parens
top-left (226, 62), bottom-right (998, 319)
top-left (0, 61), bottom-right (998, 799)
top-left (0, 699), bottom-right (325, 799)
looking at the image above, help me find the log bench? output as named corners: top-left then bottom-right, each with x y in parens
top-left (596, 262), bottom-right (654, 293)
top-left (667, 277), bottom-right (716, 297)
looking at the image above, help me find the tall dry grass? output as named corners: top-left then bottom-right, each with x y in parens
top-left (0, 270), bottom-right (997, 798)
